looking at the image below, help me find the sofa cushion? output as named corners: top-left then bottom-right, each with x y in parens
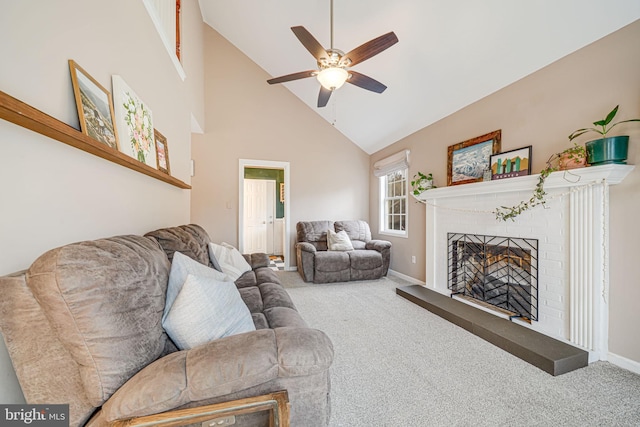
top-left (0, 273), bottom-right (96, 427)
top-left (163, 273), bottom-right (255, 350)
top-left (208, 242), bottom-right (252, 281)
top-left (349, 250), bottom-right (383, 270)
top-left (164, 252), bottom-right (231, 324)
top-left (314, 251), bottom-right (350, 272)
top-left (327, 229), bottom-right (354, 251)
top-left (335, 220), bottom-right (372, 242)
top-left (26, 235), bottom-right (171, 407)
top-left (296, 221), bottom-right (334, 251)
top-left (145, 224), bottom-right (213, 267)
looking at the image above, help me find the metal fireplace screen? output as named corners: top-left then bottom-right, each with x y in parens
top-left (448, 233), bottom-right (539, 321)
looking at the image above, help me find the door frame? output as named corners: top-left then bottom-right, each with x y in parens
top-left (238, 159), bottom-right (291, 271)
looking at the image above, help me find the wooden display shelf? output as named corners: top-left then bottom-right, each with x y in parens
top-left (0, 90), bottom-right (191, 189)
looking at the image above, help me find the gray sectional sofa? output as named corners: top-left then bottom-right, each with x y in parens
top-left (296, 220), bottom-right (391, 283)
top-left (0, 224), bottom-right (333, 427)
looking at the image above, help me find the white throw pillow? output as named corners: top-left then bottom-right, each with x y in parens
top-left (208, 242), bottom-right (252, 281)
top-left (327, 229), bottom-right (354, 251)
top-left (162, 273), bottom-right (256, 350)
top-left (164, 252), bottom-right (231, 323)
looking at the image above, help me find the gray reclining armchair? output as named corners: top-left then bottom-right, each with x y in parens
top-left (296, 220), bottom-right (391, 283)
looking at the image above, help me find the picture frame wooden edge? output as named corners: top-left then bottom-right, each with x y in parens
top-left (447, 129), bottom-right (502, 186)
top-left (154, 128), bottom-right (171, 175)
top-left (68, 59), bottom-right (120, 151)
top-left (490, 145), bottom-right (533, 180)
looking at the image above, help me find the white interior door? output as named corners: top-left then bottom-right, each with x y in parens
top-left (243, 179), bottom-right (275, 254)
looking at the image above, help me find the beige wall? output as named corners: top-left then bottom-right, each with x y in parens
top-left (191, 27), bottom-right (370, 256)
top-left (0, 0), bottom-right (204, 402)
top-left (370, 21), bottom-right (640, 364)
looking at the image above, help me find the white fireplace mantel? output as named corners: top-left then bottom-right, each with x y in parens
top-left (420, 164), bottom-right (635, 362)
top-left (417, 164), bottom-right (634, 201)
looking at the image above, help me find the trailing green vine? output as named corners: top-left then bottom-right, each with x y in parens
top-left (411, 172), bottom-right (435, 195)
top-left (494, 155), bottom-right (559, 221)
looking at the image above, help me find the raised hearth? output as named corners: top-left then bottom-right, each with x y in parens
top-left (396, 285), bottom-right (588, 375)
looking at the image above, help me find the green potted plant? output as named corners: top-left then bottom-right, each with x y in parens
top-left (568, 105), bottom-right (640, 165)
top-left (410, 171), bottom-right (435, 196)
top-left (558, 141), bottom-right (587, 170)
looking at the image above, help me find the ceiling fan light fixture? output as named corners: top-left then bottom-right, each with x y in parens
top-left (316, 67), bottom-right (349, 91)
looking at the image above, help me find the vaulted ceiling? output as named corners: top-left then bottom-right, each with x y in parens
top-left (199, 1), bottom-right (640, 154)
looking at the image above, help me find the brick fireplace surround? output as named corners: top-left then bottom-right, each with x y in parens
top-left (412, 164), bottom-right (634, 364)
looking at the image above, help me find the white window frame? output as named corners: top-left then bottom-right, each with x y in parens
top-left (379, 168), bottom-right (408, 238)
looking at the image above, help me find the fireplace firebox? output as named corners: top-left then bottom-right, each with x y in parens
top-left (448, 233), bottom-right (538, 321)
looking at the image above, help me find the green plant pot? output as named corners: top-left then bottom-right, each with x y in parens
top-left (585, 136), bottom-right (629, 165)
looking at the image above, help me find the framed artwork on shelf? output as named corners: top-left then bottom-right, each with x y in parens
top-left (447, 130), bottom-right (501, 186)
top-left (490, 146), bottom-right (532, 180)
top-left (112, 75), bottom-right (157, 168)
top-left (154, 129), bottom-right (171, 174)
top-left (68, 60), bottom-right (119, 150)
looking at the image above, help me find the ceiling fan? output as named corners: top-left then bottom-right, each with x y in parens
top-left (266, 0), bottom-right (398, 108)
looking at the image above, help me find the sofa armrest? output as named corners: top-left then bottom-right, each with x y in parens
top-left (102, 328), bottom-right (333, 422)
top-left (295, 243), bottom-right (317, 282)
top-left (365, 240), bottom-right (391, 251)
top-left (296, 242), bottom-right (316, 253)
top-left (366, 240), bottom-right (392, 275)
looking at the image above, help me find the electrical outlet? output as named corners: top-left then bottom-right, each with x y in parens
top-left (202, 415), bottom-right (235, 426)
top-left (411, 256), bottom-right (416, 264)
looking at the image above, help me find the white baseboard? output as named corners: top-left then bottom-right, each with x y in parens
top-left (607, 352), bottom-right (640, 375)
top-left (388, 269), bottom-right (425, 285)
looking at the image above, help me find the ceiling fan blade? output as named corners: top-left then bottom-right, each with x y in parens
top-left (347, 71), bottom-right (387, 93)
top-left (340, 32), bottom-right (398, 67)
top-left (291, 26), bottom-right (328, 61)
top-left (267, 70), bottom-right (316, 85)
top-left (317, 86), bottom-right (332, 108)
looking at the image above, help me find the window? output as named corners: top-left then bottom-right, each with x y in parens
top-left (380, 169), bottom-right (408, 236)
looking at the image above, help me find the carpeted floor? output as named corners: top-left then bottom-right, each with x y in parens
top-left (277, 271), bottom-right (640, 426)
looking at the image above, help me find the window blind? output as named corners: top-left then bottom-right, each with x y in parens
top-left (373, 149), bottom-right (410, 177)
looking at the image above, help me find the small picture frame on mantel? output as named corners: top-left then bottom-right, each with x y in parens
top-left (490, 146), bottom-right (532, 180)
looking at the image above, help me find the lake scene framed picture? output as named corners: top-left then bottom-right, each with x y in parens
top-left (447, 130), bottom-right (501, 186)
top-left (68, 60), bottom-right (119, 150)
top-left (490, 146), bottom-right (532, 180)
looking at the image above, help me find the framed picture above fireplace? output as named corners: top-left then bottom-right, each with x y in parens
top-left (447, 130), bottom-right (501, 186)
top-left (490, 145), bottom-right (532, 180)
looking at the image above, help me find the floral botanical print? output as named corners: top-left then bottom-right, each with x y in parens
top-left (122, 92), bottom-right (154, 163)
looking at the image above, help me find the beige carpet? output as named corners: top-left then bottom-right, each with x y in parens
top-left (278, 271), bottom-right (640, 426)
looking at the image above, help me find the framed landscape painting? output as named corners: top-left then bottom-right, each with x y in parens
top-left (447, 130), bottom-right (502, 186)
top-left (112, 75), bottom-right (157, 168)
top-left (68, 60), bottom-right (119, 150)
top-left (490, 146), bottom-right (532, 180)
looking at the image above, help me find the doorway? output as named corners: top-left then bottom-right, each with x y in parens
top-left (239, 159), bottom-right (290, 270)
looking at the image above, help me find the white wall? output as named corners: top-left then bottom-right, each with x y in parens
top-left (0, 0), bottom-right (204, 403)
top-left (191, 27), bottom-right (371, 257)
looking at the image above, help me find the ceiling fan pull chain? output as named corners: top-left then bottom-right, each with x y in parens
top-left (331, 96), bottom-right (337, 126)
